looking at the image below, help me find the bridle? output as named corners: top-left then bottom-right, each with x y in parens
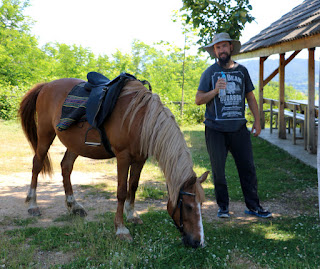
top-left (171, 189), bottom-right (196, 233)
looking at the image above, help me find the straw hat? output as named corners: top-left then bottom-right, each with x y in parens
top-left (203, 32), bottom-right (241, 58)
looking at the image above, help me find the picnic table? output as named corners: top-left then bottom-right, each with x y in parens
top-left (263, 98), bottom-right (318, 152)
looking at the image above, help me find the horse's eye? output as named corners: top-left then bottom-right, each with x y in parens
top-left (185, 204), bottom-right (193, 212)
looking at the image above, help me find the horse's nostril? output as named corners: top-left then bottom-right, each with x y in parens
top-left (182, 235), bottom-right (201, 248)
top-left (192, 240), bottom-right (201, 249)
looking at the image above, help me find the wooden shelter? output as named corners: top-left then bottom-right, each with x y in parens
top-left (233, 0), bottom-right (320, 154)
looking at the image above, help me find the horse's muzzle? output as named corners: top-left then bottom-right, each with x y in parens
top-left (182, 234), bottom-right (204, 249)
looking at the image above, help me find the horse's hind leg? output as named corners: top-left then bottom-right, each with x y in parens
top-left (26, 132), bottom-right (56, 216)
top-left (124, 160), bottom-right (145, 224)
top-left (61, 150), bottom-right (87, 217)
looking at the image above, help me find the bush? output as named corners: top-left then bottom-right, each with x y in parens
top-left (0, 84), bottom-right (26, 120)
top-left (180, 103), bottom-right (205, 124)
top-left (164, 101), bottom-right (205, 125)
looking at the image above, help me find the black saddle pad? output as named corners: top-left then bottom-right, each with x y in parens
top-left (56, 82), bottom-right (88, 131)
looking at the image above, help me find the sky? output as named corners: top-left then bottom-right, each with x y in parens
top-left (25, 0), bottom-right (312, 59)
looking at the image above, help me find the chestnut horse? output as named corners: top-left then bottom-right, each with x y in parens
top-left (19, 78), bottom-right (209, 248)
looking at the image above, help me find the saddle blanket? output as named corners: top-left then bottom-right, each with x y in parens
top-left (56, 82), bottom-right (89, 131)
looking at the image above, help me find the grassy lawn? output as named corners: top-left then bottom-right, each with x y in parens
top-left (0, 120), bottom-right (319, 268)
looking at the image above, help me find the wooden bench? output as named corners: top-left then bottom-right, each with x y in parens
top-left (284, 102), bottom-right (306, 145)
top-left (263, 98), bottom-right (306, 145)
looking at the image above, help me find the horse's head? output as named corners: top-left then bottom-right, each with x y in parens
top-left (167, 171), bottom-right (209, 248)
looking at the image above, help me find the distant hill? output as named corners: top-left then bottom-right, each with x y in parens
top-left (238, 58), bottom-right (320, 94)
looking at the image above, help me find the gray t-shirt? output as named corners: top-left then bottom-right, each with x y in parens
top-left (198, 62), bottom-right (254, 132)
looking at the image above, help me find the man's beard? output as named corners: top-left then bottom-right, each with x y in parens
top-left (218, 52), bottom-right (231, 67)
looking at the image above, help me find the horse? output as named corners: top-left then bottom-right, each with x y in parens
top-left (18, 77), bottom-right (209, 248)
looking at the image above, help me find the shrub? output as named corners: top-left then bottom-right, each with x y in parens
top-left (0, 84), bottom-right (26, 120)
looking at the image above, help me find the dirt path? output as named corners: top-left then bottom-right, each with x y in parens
top-left (0, 171), bottom-right (305, 232)
top-left (0, 171), bottom-right (166, 231)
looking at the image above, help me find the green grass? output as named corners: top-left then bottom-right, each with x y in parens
top-left (0, 216), bottom-right (38, 227)
top-left (136, 184), bottom-right (167, 200)
top-left (0, 121), bottom-right (319, 268)
top-left (80, 183), bottom-right (114, 199)
top-left (1, 212), bottom-right (320, 268)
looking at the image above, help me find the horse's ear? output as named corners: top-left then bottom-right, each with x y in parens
top-left (198, 171), bottom-right (209, 184)
top-left (183, 176), bottom-right (197, 188)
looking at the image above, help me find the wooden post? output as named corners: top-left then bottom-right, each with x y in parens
top-left (308, 48), bottom-right (316, 153)
top-left (259, 57), bottom-right (267, 129)
top-left (317, 70), bottom-right (320, 218)
top-left (278, 53), bottom-right (286, 139)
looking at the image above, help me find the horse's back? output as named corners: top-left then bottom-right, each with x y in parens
top-left (35, 78), bottom-right (147, 160)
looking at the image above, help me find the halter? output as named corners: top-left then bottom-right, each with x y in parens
top-left (171, 189), bottom-right (196, 233)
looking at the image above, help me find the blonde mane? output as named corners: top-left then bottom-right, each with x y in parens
top-left (120, 80), bottom-right (196, 205)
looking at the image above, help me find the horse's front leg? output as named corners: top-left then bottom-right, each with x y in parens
top-left (115, 152), bottom-right (132, 241)
top-left (61, 150), bottom-right (86, 217)
top-left (124, 160), bottom-right (146, 225)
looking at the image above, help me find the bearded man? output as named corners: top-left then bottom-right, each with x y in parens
top-left (195, 32), bottom-right (272, 218)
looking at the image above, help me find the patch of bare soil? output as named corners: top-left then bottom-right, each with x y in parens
top-left (0, 172), bottom-right (168, 232)
top-left (1, 171), bottom-right (317, 230)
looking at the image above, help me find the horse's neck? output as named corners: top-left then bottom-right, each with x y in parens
top-left (151, 124), bottom-right (194, 205)
top-left (125, 91), bottom-right (194, 204)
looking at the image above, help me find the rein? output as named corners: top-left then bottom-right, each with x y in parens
top-left (171, 189), bottom-right (196, 233)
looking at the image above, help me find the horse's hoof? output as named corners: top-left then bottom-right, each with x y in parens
top-left (127, 217), bottom-right (143, 225)
top-left (116, 226), bottom-right (133, 242)
top-left (28, 207), bottom-right (41, 216)
top-left (117, 233), bottom-right (133, 242)
top-left (72, 208), bottom-right (87, 217)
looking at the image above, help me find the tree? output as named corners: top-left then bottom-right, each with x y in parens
top-left (180, 0), bottom-right (254, 46)
top-left (0, 0), bottom-right (32, 31)
top-left (0, 0), bottom-right (50, 85)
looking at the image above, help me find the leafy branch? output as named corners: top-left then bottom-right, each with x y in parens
top-left (180, 0), bottom-right (254, 46)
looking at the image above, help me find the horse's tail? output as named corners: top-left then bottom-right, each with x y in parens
top-left (18, 83), bottom-right (53, 175)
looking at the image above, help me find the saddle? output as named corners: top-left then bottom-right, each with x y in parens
top-left (85, 72), bottom-right (136, 128)
top-left (84, 72), bottom-right (137, 156)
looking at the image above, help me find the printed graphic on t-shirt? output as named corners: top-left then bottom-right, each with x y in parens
top-left (212, 71), bottom-right (245, 120)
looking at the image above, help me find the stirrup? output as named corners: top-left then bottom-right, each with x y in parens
top-left (84, 127), bottom-right (101, 146)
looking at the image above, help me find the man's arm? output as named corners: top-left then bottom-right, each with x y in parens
top-left (195, 89), bottom-right (218, 105)
top-left (195, 78), bottom-right (226, 105)
top-left (246, 91), bottom-right (261, 136)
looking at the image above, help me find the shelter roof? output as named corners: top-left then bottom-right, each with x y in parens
top-left (235, 0), bottom-right (320, 59)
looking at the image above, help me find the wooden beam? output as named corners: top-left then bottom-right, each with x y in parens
top-left (233, 35), bottom-right (320, 60)
top-left (278, 53), bottom-right (286, 139)
top-left (308, 48), bottom-right (316, 153)
top-left (259, 57), bottom-right (267, 128)
top-left (263, 50), bottom-right (301, 87)
top-left (264, 67), bottom-right (279, 87)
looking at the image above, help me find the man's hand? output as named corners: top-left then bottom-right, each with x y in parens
top-left (215, 78), bottom-right (227, 91)
top-left (251, 121), bottom-right (261, 137)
